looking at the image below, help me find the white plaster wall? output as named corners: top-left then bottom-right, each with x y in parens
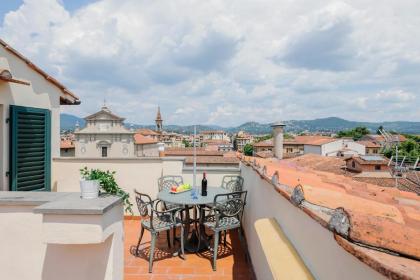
top-left (0, 204), bottom-right (123, 280)
top-left (0, 51), bottom-right (62, 191)
top-left (136, 143), bottom-right (159, 157)
top-left (303, 145), bottom-right (322, 155)
top-left (240, 163), bottom-right (387, 280)
top-left (53, 158), bottom-right (239, 215)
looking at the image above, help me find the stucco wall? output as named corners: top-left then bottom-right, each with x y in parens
top-left (0, 52), bottom-right (62, 191)
top-left (303, 144), bottom-right (322, 155)
top-left (240, 163), bottom-right (386, 280)
top-left (53, 158), bottom-right (239, 215)
top-left (0, 204), bottom-right (123, 280)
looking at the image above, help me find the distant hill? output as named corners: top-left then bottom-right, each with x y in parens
top-left (60, 114), bottom-right (420, 134)
top-left (60, 114), bottom-right (85, 131)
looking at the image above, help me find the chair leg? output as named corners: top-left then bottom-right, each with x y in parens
top-left (213, 231), bottom-right (219, 271)
top-left (224, 230), bottom-right (227, 247)
top-left (149, 233), bottom-right (156, 273)
top-left (166, 229), bottom-right (171, 248)
top-left (172, 227), bottom-right (177, 244)
top-left (180, 225), bottom-right (185, 260)
top-left (136, 226), bottom-right (145, 255)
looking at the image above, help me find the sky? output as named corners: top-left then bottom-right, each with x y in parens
top-left (0, 0), bottom-right (419, 126)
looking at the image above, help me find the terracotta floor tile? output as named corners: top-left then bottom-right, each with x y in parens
top-left (124, 219), bottom-right (254, 280)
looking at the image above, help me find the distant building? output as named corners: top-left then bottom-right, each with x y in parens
top-left (304, 138), bottom-right (365, 157)
top-left (74, 104), bottom-right (136, 157)
top-left (345, 155), bottom-right (390, 173)
top-left (201, 130), bottom-right (229, 142)
top-left (357, 141), bottom-right (381, 155)
top-left (360, 134), bottom-right (407, 147)
top-left (164, 147), bottom-right (239, 168)
top-left (202, 139), bottom-right (233, 152)
top-left (60, 140), bottom-right (75, 157)
top-left (235, 131), bottom-right (253, 152)
top-left (155, 106), bottom-right (163, 133)
top-left (253, 139), bottom-right (274, 154)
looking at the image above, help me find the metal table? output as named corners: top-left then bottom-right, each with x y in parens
top-left (157, 187), bottom-right (229, 252)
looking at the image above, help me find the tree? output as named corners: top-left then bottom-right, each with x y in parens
top-left (182, 139), bottom-right (190, 147)
top-left (376, 125), bottom-right (384, 135)
top-left (243, 143), bottom-right (253, 156)
top-left (337, 126), bottom-right (370, 141)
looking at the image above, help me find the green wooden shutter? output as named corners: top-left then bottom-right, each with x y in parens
top-left (10, 105), bottom-right (51, 192)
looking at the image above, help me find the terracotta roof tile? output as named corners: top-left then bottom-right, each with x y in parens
top-left (253, 139), bottom-right (273, 147)
top-left (136, 128), bottom-right (160, 136)
top-left (60, 140), bottom-right (74, 149)
top-left (284, 135), bottom-right (336, 146)
top-left (357, 140), bottom-right (382, 148)
top-left (165, 147), bottom-right (223, 156)
top-left (184, 156), bottom-right (239, 164)
top-left (134, 134), bottom-right (158, 145)
top-left (240, 154), bottom-right (420, 278)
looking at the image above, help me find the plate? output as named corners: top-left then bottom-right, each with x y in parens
top-left (169, 189), bottom-right (192, 194)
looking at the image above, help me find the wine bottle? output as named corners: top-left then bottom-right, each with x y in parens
top-left (201, 172), bottom-right (208, 196)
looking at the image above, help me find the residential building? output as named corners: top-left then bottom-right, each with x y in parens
top-left (357, 140), bottom-right (382, 155)
top-left (0, 39), bottom-right (80, 191)
top-left (74, 105), bottom-right (136, 158)
top-left (161, 131), bottom-right (184, 148)
top-left (360, 134), bottom-right (407, 146)
top-left (202, 139), bottom-right (233, 152)
top-left (60, 139), bottom-right (75, 157)
top-left (201, 130), bottom-right (229, 142)
top-left (136, 128), bottom-right (160, 141)
top-left (345, 155), bottom-right (390, 173)
top-left (235, 131), bottom-right (253, 152)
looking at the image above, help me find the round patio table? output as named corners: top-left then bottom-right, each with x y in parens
top-left (157, 187), bottom-right (229, 253)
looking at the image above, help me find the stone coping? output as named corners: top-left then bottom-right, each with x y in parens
top-left (0, 191), bottom-right (122, 215)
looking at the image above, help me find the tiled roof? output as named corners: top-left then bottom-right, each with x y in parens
top-left (203, 139), bottom-right (231, 145)
top-left (253, 139), bottom-right (273, 147)
top-left (136, 128), bottom-right (160, 136)
top-left (60, 140), bottom-right (74, 149)
top-left (364, 134), bottom-right (407, 143)
top-left (134, 134), bottom-right (158, 145)
top-left (255, 151), bottom-right (274, 158)
top-left (347, 155), bottom-right (389, 165)
top-left (184, 156), bottom-right (239, 164)
top-left (284, 135), bottom-right (336, 146)
top-left (240, 154), bottom-right (420, 279)
top-left (357, 140), bottom-right (381, 148)
top-left (0, 39), bottom-right (80, 104)
top-left (165, 147), bottom-right (223, 156)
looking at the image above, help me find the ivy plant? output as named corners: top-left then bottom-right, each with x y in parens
top-left (80, 167), bottom-right (133, 214)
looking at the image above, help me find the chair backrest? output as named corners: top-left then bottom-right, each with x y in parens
top-left (134, 190), bottom-right (153, 217)
top-left (158, 175), bottom-right (184, 191)
top-left (221, 175), bottom-right (244, 192)
top-left (213, 191), bottom-right (247, 222)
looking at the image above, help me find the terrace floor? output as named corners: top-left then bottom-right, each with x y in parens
top-left (124, 218), bottom-right (255, 280)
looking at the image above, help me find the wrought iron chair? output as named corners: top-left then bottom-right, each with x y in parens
top-left (158, 175), bottom-right (184, 210)
top-left (204, 191), bottom-right (247, 271)
top-left (221, 175), bottom-right (244, 192)
top-left (134, 190), bottom-right (185, 273)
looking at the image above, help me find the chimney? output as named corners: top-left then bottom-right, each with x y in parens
top-left (271, 121), bottom-right (286, 159)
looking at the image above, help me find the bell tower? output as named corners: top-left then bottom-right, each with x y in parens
top-left (155, 106), bottom-right (163, 133)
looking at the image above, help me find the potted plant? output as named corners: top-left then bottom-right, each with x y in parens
top-left (80, 167), bottom-right (133, 214)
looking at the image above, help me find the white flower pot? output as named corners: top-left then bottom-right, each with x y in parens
top-left (80, 180), bottom-right (100, 199)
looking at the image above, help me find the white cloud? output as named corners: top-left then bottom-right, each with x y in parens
top-left (1, 0), bottom-right (420, 126)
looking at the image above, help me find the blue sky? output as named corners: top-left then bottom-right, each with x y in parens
top-left (1, 0), bottom-right (419, 126)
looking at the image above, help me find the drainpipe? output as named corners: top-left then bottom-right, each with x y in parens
top-left (271, 121), bottom-right (286, 159)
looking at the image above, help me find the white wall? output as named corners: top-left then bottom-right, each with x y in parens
top-left (0, 51), bottom-right (63, 191)
top-left (53, 158), bottom-right (239, 215)
top-left (303, 144), bottom-right (322, 155)
top-left (241, 163), bottom-right (386, 280)
top-left (0, 203), bottom-right (123, 280)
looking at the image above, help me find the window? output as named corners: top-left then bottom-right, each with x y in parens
top-left (286, 148), bottom-right (293, 153)
top-left (352, 161), bottom-right (356, 168)
top-left (375, 165), bottom-right (381, 171)
top-left (102, 146), bottom-right (108, 157)
top-left (9, 105), bottom-right (51, 191)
